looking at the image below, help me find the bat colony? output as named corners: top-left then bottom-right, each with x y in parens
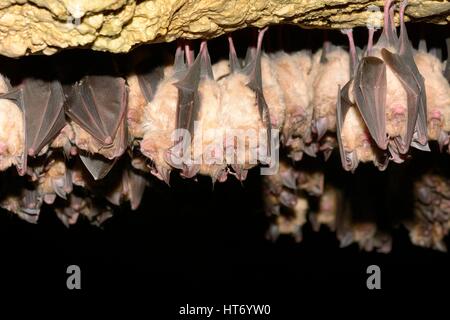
top-left (0, 0), bottom-right (449, 251)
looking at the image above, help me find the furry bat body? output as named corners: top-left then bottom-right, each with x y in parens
top-left (272, 51), bottom-right (313, 161)
top-left (414, 49), bottom-right (450, 149)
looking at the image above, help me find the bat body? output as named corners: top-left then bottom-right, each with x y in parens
top-left (414, 50), bottom-right (450, 148)
top-left (261, 53), bottom-right (286, 130)
top-left (310, 46), bottom-right (350, 135)
top-left (141, 66), bottom-right (181, 184)
top-left (310, 186), bottom-right (341, 232)
top-left (37, 154), bottom-right (72, 204)
top-left (0, 77), bottom-right (24, 172)
top-left (272, 51), bottom-right (312, 161)
top-left (212, 59), bottom-right (230, 80)
top-left (126, 73), bottom-right (149, 139)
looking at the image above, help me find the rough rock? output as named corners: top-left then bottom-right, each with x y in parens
top-left (0, 0), bottom-right (449, 57)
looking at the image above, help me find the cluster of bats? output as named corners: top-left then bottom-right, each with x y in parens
top-left (0, 0), bottom-right (449, 232)
top-left (264, 156), bottom-right (450, 253)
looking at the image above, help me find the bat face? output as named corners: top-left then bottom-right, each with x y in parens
top-left (37, 155), bottom-right (72, 204)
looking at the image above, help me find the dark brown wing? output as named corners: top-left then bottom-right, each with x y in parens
top-left (353, 56), bottom-right (387, 150)
top-left (65, 75), bottom-right (127, 146)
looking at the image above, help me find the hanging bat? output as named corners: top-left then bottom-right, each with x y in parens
top-left (309, 185), bottom-right (342, 232)
top-left (141, 45), bottom-right (188, 184)
top-left (0, 69), bottom-right (66, 176)
top-left (260, 53), bottom-right (286, 131)
top-left (355, 0), bottom-right (427, 161)
top-left (55, 193), bottom-right (85, 227)
top-left (413, 43), bottom-right (450, 150)
top-left (309, 41), bottom-right (351, 139)
top-left (0, 171), bottom-right (42, 223)
top-left (272, 50), bottom-right (312, 161)
top-left (127, 52), bottom-right (165, 140)
top-left (104, 164), bottom-right (148, 210)
top-left (37, 152), bottom-right (73, 204)
top-left (218, 28), bottom-right (272, 180)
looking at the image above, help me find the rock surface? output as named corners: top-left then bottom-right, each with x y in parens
top-left (0, 0), bottom-right (449, 57)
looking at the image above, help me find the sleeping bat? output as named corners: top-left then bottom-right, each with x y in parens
top-left (260, 53), bottom-right (286, 131)
top-left (272, 50), bottom-right (313, 161)
top-left (309, 43), bottom-right (350, 138)
top-left (141, 45), bottom-right (188, 184)
top-left (213, 28), bottom-right (272, 181)
top-left (165, 40), bottom-right (227, 182)
top-left (0, 68), bottom-right (66, 176)
top-left (410, 172), bottom-right (450, 251)
top-left (339, 0), bottom-right (428, 171)
top-left (37, 153), bottom-right (73, 204)
top-left (266, 195), bottom-right (308, 243)
top-left (0, 171), bottom-right (42, 223)
top-left (64, 57), bottom-right (128, 178)
top-left (55, 193), bottom-right (85, 227)
top-left (413, 45), bottom-right (450, 150)
top-left (127, 51), bottom-right (165, 140)
top-left (104, 165), bottom-right (148, 210)
top-left (309, 185), bottom-right (342, 232)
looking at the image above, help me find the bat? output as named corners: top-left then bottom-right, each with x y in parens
top-left (272, 50), bottom-right (312, 161)
top-left (414, 43), bottom-right (450, 151)
top-left (37, 152), bottom-right (73, 204)
top-left (55, 193), bottom-right (85, 227)
top-left (0, 69), bottom-right (66, 176)
top-left (0, 171), bottom-right (42, 223)
top-left (141, 45), bottom-right (188, 184)
top-left (64, 56), bottom-right (128, 165)
top-left (127, 52), bottom-right (165, 139)
top-left (104, 163), bottom-right (148, 210)
top-left (211, 28), bottom-right (271, 181)
top-left (354, 0), bottom-right (427, 160)
top-left (309, 185), bottom-right (342, 232)
top-left (309, 38), bottom-right (351, 140)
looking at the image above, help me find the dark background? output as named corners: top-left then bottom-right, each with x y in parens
top-left (1, 24), bottom-right (449, 314)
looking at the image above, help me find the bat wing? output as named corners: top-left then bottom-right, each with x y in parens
top-left (0, 78), bottom-right (65, 175)
top-left (381, 49), bottom-right (420, 154)
top-left (336, 82), bottom-right (358, 172)
top-left (79, 153), bottom-right (117, 180)
top-left (174, 48), bottom-right (202, 138)
top-left (65, 75), bottom-right (128, 146)
top-left (137, 66), bottom-right (165, 103)
top-left (127, 168), bottom-right (147, 210)
top-left (398, 6), bottom-right (429, 150)
top-left (445, 38), bottom-right (450, 83)
top-left (242, 28), bottom-right (272, 157)
top-left (353, 56), bottom-right (387, 150)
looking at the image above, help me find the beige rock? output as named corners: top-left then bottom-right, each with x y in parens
top-left (0, 0), bottom-right (448, 57)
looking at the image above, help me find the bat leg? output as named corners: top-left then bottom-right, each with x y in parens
top-left (341, 29), bottom-right (358, 74)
